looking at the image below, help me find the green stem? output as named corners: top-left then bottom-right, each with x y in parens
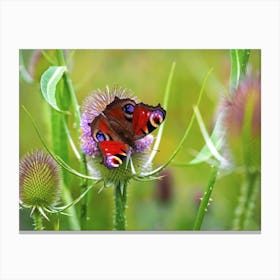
top-left (62, 186), bottom-right (80, 230)
top-left (80, 154), bottom-right (89, 230)
top-left (56, 49), bottom-right (80, 125)
top-left (32, 209), bottom-right (44, 230)
top-left (232, 92), bottom-right (260, 230)
top-left (56, 49), bottom-right (89, 229)
top-left (232, 171), bottom-right (260, 230)
top-left (114, 182), bottom-right (128, 230)
top-left (193, 164), bottom-right (219, 230)
top-left (243, 173), bottom-right (260, 229)
top-left (54, 214), bottom-right (60, 231)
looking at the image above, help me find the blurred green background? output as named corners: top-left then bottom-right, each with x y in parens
top-left (19, 50), bottom-right (261, 230)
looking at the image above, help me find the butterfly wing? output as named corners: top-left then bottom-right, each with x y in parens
top-left (104, 97), bottom-right (136, 124)
top-left (98, 140), bottom-right (129, 169)
top-left (89, 97), bottom-right (166, 169)
top-left (90, 97), bottom-right (135, 140)
top-left (101, 97), bottom-right (138, 146)
top-left (90, 114), bottom-right (113, 142)
top-left (132, 102), bottom-right (166, 139)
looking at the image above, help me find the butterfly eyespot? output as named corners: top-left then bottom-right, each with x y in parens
top-left (106, 155), bottom-right (123, 169)
top-left (122, 103), bottom-right (135, 120)
top-left (150, 110), bottom-right (164, 128)
top-left (95, 131), bottom-right (109, 142)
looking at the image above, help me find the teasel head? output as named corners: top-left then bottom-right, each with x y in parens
top-left (219, 74), bottom-right (261, 169)
top-left (80, 85), bottom-right (156, 186)
top-left (224, 75), bottom-right (261, 136)
top-left (19, 150), bottom-right (62, 219)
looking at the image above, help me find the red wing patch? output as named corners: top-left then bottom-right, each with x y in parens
top-left (98, 141), bottom-right (129, 169)
top-left (132, 103), bottom-right (166, 139)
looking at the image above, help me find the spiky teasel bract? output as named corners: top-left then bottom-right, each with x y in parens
top-left (80, 85), bottom-right (155, 186)
top-left (20, 150), bottom-right (62, 219)
top-left (219, 74), bottom-right (261, 169)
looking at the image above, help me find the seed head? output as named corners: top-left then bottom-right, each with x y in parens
top-left (19, 150), bottom-right (62, 208)
top-left (223, 75), bottom-right (261, 136)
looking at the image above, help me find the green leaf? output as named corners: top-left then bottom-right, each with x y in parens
top-left (229, 50), bottom-right (240, 93)
top-left (40, 66), bottom-right (69, 113)
top-left (53, 182), bottom-right (100, 213)
top-left (229, 49), bottom-right (251, 95)
top-left (193, 164), bottom-right (220, 230)
top-left (188, 111), bottom-right (225, 165)
top-left (239, 49), bottom-right (250, 76)
top-left (192, 106), bottom-right (228, 167)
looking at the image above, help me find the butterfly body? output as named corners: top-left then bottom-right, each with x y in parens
top-left (90, 96), bottom-right (166, 169)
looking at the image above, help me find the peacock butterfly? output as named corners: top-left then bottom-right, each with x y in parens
top-left (89, 96), bottom-right (166, 169)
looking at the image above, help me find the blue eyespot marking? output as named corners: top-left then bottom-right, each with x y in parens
top-left (123, 104), bottom-right (135, 114)
top-left (96, 131), bottom-right (106, 142)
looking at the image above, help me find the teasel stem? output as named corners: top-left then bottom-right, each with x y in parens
top-left (193, 163), bottom-right (220, 230)
top-left (243, 172), bottom-right (260, 229)
top-left (80, 154), bottom-right (89, 230)
top-left (56, 50), bottom-right (80, 125)
top-left (114, 182), bottom-right (128, 230)
top-left (232, 171), bottom-right (260, 230)
top-left (232, 94), bottom-right (260, 230)
top-left (56, 49), bottom-right (89, 229)
top-left (32, 209), bottom-right (44, 230)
